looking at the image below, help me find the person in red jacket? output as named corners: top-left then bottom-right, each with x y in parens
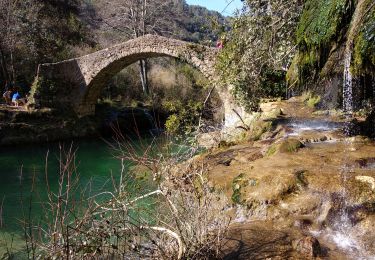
top-left (216, 40), bottom-right (223, 49)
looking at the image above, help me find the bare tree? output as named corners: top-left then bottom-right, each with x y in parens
top-left (0, 0), bottom-right (19, 82)
top-left (92, 0), bottom-right (178, 96)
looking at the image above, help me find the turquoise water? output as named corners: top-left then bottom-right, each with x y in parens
top-left (0, 137), bottom-right (157, 257)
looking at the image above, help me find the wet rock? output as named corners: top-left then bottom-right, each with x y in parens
top-left (294, 217), bottom-right (314, 230)
top-left (282, 193), bottom-right (321, 216)
top-left (361, 110), bottom-right (375, 137)
top-left (355, 157), bottom-right (375, 169)
top-left (219, 158), bottom-right (233, 166)
top-left (355, 176), bottom-right (375, 190)
top-left (266, 138), bottom-right (304, 156)
top-left (346, 135), bottom-right (370, 144)
top-left (347, 176), bottom-right (375, 205)
top-left (242, 171), bottom-right (298, 206)
top-left (259, 102), bottom-right (283, 118)
top-left (197, 131), bottom-right (221, 149)
top-left (232, 151), bottom-right (263, 165)
top-left (348, 206), bottom-right (369, 224)
top-left (248, 119), bottom-right (273, 141)
top-left (316, 200), bottom-right (332, 225)
top-left (355, 215), bottom-right (375, 255)
top-left (293, 236), bottom-right (322, 257)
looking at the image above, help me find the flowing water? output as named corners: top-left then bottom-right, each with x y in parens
top-left (343, 51), bottom-right (354, 113)
top-left (287, 119), bottom-right (342, 137)
top-left (285, 116), bottom-right (374, 258)
top-left (0, 137), bottom-right (158, 257)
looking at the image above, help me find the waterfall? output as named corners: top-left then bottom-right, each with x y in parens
top-left (331, 1), bottom-right (369, 256)
top-left (343, 51), bottom-right (353, 113)
top-left (342, 0), bottom-right (367, 113)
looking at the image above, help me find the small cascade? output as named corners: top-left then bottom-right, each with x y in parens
top-left (287, 119), bottom-right (341, 134)
top-left (333, 3), bottom-right (369, 255)
top-left (342, 38), bottom-right (355, 136)
top-left (343, 51), bottom-right (353, 113)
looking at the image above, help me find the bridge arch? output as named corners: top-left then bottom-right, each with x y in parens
top-left (34, 34), bottom-right (250, 128)
top-left (36, 35), bottom-right (219, 115)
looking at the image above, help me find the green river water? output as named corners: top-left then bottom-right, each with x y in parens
top-left (0, 137), bottom-right (157, 257)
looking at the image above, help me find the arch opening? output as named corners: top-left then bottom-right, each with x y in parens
top-left (95, 56), bottom-right (224, 135)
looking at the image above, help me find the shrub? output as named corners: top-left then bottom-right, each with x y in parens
top-left (307, 96), bottom-right (321, 108)
top-left (216, 0), bottom-right (303, 111)
top-left (25, 138), bottom-right (230, 259)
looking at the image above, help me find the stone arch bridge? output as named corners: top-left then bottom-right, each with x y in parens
top-left (34, 34), bottom-right (248, 127)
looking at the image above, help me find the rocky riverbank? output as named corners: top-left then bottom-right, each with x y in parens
top-left (0, 106), bottom-right (97, 146)
top-left (0, 104), bottom-right (164, 146)
top-left (196, 96), bottom-right (375, 259)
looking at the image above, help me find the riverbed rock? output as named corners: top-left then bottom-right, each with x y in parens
top-left (346, 176), bottom-right (375, 206)
top-left (203, 97), bottom-right (375, 257)
top-left (293, 236), bottom-right (322, 257)
top-left (266, 138), bottom-right (304, 156)
top-left (220, 222), bottom-right (305, 259)
top-left (355, 176), bottom-right (375, 190)
top-left (197, 131), bottom-right (221, 149)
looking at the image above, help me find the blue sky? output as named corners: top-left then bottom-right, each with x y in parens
top-left (186, 0), bottom-right (244, 16)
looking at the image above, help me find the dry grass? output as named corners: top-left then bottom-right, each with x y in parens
top-left (24, 136), bottom-right (231, 259)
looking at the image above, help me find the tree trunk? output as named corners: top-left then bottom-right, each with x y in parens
top-left (139, 59), bottom-right (149, 96)
top-left (0, 48), bottom-right (10, 83)
top-left (10, 50), bottom-right (15, 82)
top-left (139, 0), bottom-right (149, 96)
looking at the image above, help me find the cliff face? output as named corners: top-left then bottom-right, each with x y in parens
top-left (287, 0), bottom-right (375, 109)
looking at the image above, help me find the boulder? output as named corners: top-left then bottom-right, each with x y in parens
top-left (293, 236), bottom-right (322, 257)
top-left (266, 138), bottom-right (304, 156)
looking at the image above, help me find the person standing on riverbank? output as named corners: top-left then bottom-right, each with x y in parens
top-left (2, 89), bottom-right (12, 105)
top-left (3, 82), bottom-right (12, 105)
top-left (11, 91), bottom-right (20, 107)
top-left (2, 81), bottom-right (13, 105)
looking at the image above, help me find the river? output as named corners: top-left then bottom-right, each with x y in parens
top-left (0, 137), bottom-right (157, 258)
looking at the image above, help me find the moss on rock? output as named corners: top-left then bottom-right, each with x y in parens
top-left (249, 120), bottom-right (273, 141)
top-left (267, 138), bottom-right (305, 156)
top-left (352, 0), bottom-right (375, 76)
top-left (295, 0), bottom-right (351, 84)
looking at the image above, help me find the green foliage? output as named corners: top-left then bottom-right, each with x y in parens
top-left (0, 0), bottom-right (93, 85)
top-left (353, 2), bottom-right (375, 76)
top-left (216, 0), bottom-right (302, 111)
top-left (297, 0), bottom-right (349, 47)
top-left (293, 0), bottom-right (351, 86)
top-left (164, 100), bottom-right (203, 134)
top-left (291, 0), bottom-right (375, 89)
top-left (105, 59), bottom-right (218, 135)
top-left (231, 173), bottom-right (246, 204)
top-left (304, 92), bottom-right (321, 108)
top-left (176, 63), bottom-right (209, 88)
top-left (259, 69), bottom-right (287, 98)
top-left (165, 114), bottom-right (181, 134)
top-left (231, 173), bottom-right (257, 204)
top-left (28, 76), bottom-right (42, 105)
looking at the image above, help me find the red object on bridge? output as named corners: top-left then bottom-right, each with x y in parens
top-left (216, 40), bottom-right (223, 49)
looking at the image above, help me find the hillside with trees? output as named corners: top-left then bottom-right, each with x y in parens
top-left (0, 0), bottom-right (226, 89)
